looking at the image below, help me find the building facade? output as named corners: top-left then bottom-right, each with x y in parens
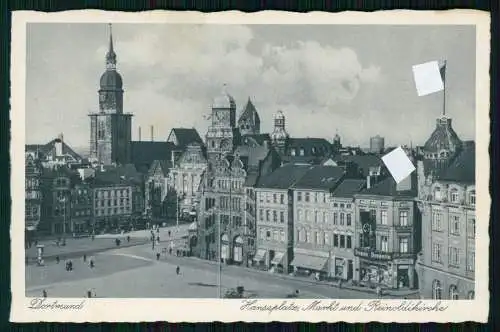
top-left (416, 142), bottom-right (475, 300)
top-left (25, 151), bottom-right (42, 233)
top-left (89, 24), bottom-right (133, 166)
top-left (291, 166), bottom-right (346, 278)
top-left (353, 175), bottom-right (419, 290)
top-left (145, 160), bottom-right (170, 223)
top-left (70, 182), bottom-right (93, 234)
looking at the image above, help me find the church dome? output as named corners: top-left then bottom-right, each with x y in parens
top-left (212, 84), bottom-right (235, 109)
top-left (100, 70), bottom-right (123, 90)
top-left (424, 116), bottom-right (462, 153)
top-left (274, 110), bottom-right (285, 120)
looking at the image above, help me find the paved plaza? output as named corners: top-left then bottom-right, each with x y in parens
top-left (26, 242), bottom-right (385, 299)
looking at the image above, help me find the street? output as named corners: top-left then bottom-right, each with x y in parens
top-left (26, 242), bottom-right (380, 299)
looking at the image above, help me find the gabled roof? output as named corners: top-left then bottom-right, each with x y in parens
top-left (257, 164), bottom-right (312, 189)
top-left (130, 141), bottom-right (175, 172)
top-left (93, 164), bottom-right (143, 187)
top-left (329, 154), bottom-right (384, 177)
top-left (291, 166), bottom-right (345, 190)
top-left (238, 98), bottom-right (260, 125)
top-left (332, 179), bottom-right (367, 198)
top-left (241, 134), bottom-right (271, 146)
top-left (286, 138), bottom-right (332, 157)
top-left (148, 159), bottom-right (171, 177)
top-left (167, 128), bottom-right (203, 148)
top-left (25, 138), bottom-right (82, 161)
top-left (437, 141), bottom-right (475, 184)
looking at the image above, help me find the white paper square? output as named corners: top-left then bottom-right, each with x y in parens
top-left (382, 147), bottom-right (416, 183)
top-left (412, 61), bottom-right (444, 96)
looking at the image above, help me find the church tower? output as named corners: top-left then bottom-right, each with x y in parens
top-left (205, 84), bottom-right (240, 161)
top-left (237, 97), bottom-right (261, 135)
top-left (271, 110), bottom-right (289, 154)
top-left (89, 24), bottom-right (133, 166)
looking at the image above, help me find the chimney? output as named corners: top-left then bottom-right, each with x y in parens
top-left (150, 125), bottom-right (154, 142)
top-left (366, 175), bottom-right (371, 189)
top-left (55, 134), bottom-right (63, 157)
top-left (139, 126), bottom-right (142, 141)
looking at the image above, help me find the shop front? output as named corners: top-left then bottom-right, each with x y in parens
top-left (291, 250), bottom-right (329, 279)
top-left (253, 248), bottom-right (267, 269)
top-left (221, 234), bottom-right (229, 263)
top-left (355, 253), bottom-right (416, 289)
top-left (233, 236), bottom-right (244, 265)
top-left (270, 250), bottom-right (287, 273)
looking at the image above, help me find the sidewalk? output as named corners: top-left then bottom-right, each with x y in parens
top-left (188, 257), bottom-right (420, 298)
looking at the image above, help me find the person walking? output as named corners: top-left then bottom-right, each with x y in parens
top-left (56, 256), bottom-right (60, 264)
top-left (42, 289), bottom-right (47, 298)
top-left (156, 252), bottom-right (160, 261)
top-left (83, 254), bottom-right (87, 262)
top-left (176, 266), bottom-right (180, 275)
top-left (87, 289), bottom-right (92, 298)
top-left (89, 258), bottom-right (94, 269)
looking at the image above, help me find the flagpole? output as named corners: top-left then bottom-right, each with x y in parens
top-left (442, 60), bottom-right (447, 116)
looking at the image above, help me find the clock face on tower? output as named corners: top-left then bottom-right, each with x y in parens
top-left (215, 110), bottom-right (229, 125)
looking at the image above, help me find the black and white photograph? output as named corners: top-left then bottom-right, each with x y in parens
top-left (11, 10), bottom-right (490, 323)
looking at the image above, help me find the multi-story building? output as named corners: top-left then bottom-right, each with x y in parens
top-left (39, 166), bottom-right (78, 235)
top-left (328, 179), bottom-right (366, 280)
top-left (291, 166), bottom-right (346, 278)
top-left (70, 181), bottom-right (93, 234)
top-left (416, 141), bottom-right (475, 300)
top-left (25, 151), bottom-right (42, 233)
top-left (353, 172), bottom-right (419, 290)
top-left (91, 165), bottom-right (144, 232)
top-left (255, 164), bottom-right (311, 272)
top-left (89, 24), bottom-right (133, 166)
top-left (145, 160), bottom-right (171, 223)
top-left (169, 142), bottom-right (208, 221)
top-left (26, 135), bottom-right (83, 170)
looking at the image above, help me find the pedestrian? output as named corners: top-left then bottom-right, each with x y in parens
top-left (68, 260), bottom-right (73, 271)
top-left (83, 254), bottom-right (87, 262)
top-left (55, 256), bottom-right (60, 264)
top-left (89, 259), bottom-right (94, 269)
top-left (169, 248), bottom-right (172, 255)
top-left (156, 252), bottom-right (160, 261)
top-left (127, 235), bottom-right (130, 243)
top-left (42, 289), bottom-right (47, 298)
top-left (176, 266), bottom-right (180, 275)
top-left (87, 289), bottom-right (92, 298)
top-left (168, 230), bottom-right (171, 237)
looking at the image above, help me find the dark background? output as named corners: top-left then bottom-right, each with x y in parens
top-left (1, 0), bottom-right (497, 330)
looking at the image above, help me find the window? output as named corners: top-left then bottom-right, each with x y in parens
top-left (273, 230), bottom-right (279, 241)
top-left (450, 189), bottom-right (459, 203)
top-left (323, 212), bottom-right (328, 223)
top-left (266, 230), bottom-right (271, 239)
top-left (346, 214), bottom-right (352, 226)
top-left (273, 211), bottom-right (277, 222)
top-left (273, 194), bottom-right (277, 203)
top-left (380, 210), bottom-right (388, 225)
top-left (467, 250), bottom-right (475, 271)
top-left (467, 218), bottom-right (476, 238)
top-left (324, 232), bottom-right (329, 245)
top-left (314, 211), bottom-right (319, 223)
top-left (469, 191), bottom-right (476, 205)
top-left (340, 203), bottom-right (345, 209)
top-left (432, 242), bottom-right (442, 263)
top-left (346, 235), bottom-right (352, 249)
top-left (399, 211), bottom-right (408, 226)
top-left (305, 192), bottom-right (310, 202)
top-left (449, 285), bottom-right (459, 300)
top-left (333, 203), bottom-right (338, 208)
top-left (323, 194), bottom-right (327, 203)
top-left (306, 231), bottom-right (311, 243)
top-left (266, 193), bottom-right (271, 203)
top-left (305, 210), bottom-right (311, 222)
top-left (340, 235), bottom-right (345, 248)
top-left (259, 192), bottom-right (264, 203)
top-left (266, 210), bottom-right (270, 222)
top-left (380, 236), bottom-right (388, 252)
top-left (259, 209), bottom-right (264, 221)
top-left (299, 148), bottom-right (305, 156)
top-left (370, 209), bottom-right (376, 222)
top-left (450, 215), bottom-right (460, 235)
top-left (333, 234), bottom-right (339, 247)
top-left (399, 237), bottom-right (409, 253)
top-left (315, 193), bottom-right (319, 203)
top-left (340, 213), bottom-right (345, 225)
top-left (434, 187), bottom-right (442, 200)
top-left (299, 229), bottom-right (305, 242)
top-left (432, 212), bottom-right (442, 231)
top-left (449, 247), bottom-right (460, 266)
top-left (280, 194), bottom-right (285, 204)
top-left (467, 291), bottom-right (475, 300)
top-left (280, 211), bottom-right (285, 223)
top-left (297, 209), bottom-right (303, 222)
top-left (291, 149), bottom-right (296, 156)
top-left (316, 232), bottom-right (321, 245)
top-left (333, 213), bottom-right (338, 225)
top-left (280, 231), bottom-right (285, 242)
top-left (432, 280), bottom-right (442, 300)
top-left (346, 204), bottom-right (352, 209)
top-left (297, 192), bottom-right (302, 202)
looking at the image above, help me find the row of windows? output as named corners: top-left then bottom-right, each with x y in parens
top-left (364, 209), bottom-right (409, 226)
top-left (216, 179), bottom-right (244, 191)
top-left (375, 236), bottom-right (410, 253)
top-left (431, 243), bottom-right (475, 271)
top-left (220, 214), bottom-right (243, 227)
top-left (432, 212), bottom-right (476, 238)
top-left (259, 209), bottom-right (286, 223)
top-left (74, 209), bottom-right (91, 217)
top-left (432, 280), bottom-right (475, 300)
top-left (95, 207), bottom-right (131, 216)
top-left (220, 196), bottom-right (242, 211)
top-left (289, 146), bottom-right (327, 157)
top-left (25, 178), bottom-right (39, 189)
top-left (95, 189), bottom-right (130, 199)
top-left (258, 192), bottom-right (286, 205)
top-left (434, 187), bottom-right (475, 206)
top-left (95, 199), bottom-right (131, 207)
top-left (25, 206), bottom-right (39, 217)
top-left (260, 228), bottom-right (286, 243)
top-left (297, 191), bottom-right (328, 204)
top-left (296, 229), bottom-right (353, 249)
top-left (297, 209), bottom-right (352, 226)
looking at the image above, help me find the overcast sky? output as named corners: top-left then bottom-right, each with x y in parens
top-left (26, 23), bottom-right (475, 150)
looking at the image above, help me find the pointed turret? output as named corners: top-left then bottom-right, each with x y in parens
top-left (238, 97), bottom-right (261, 135)
top-left (105, 23), bottom-right (117, 70)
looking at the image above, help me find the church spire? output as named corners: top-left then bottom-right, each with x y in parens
top-left (105, 23), bottom-right (117, 70)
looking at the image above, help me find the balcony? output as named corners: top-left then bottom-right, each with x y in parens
top-left (394, 225), bottom-right (413, 232)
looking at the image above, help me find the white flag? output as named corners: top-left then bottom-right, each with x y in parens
top-left (412, 61), bottom-right (445, 97)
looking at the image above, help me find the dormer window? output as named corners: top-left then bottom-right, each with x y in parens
top-left (450, 189), bottom-right (459, 203)
top-left (312, 147), bottom-right (316, 154)
top-left (291, 149), bottom-right (296, 156)
top-left (469, 191), bottom-right (476, 206)
top-left (299, 148), bottom-right (305, 156)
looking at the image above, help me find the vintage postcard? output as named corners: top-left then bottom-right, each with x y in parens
top-left (10, 9), bottom-right (490, 322)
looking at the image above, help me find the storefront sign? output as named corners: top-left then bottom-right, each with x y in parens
top-left (354, 248), bottom-right (392, 261)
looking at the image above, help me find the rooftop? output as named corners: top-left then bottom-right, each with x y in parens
top-left (332, 179), bottom-right (367, 197)
top-left (357, 173), bottom-right (417, 198)
top-left (437, 141), bottom-right (475, 184)
top-left (292, 166), bottom-right (346, 190)
top-left (167, 128), bottom-right (203, 148)
top-left (257, 164), bottom-right (311, 189)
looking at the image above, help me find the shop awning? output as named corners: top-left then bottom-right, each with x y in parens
top-left (271, 251), bottom-right (285, 266)
top-left (253, 249), bottom-right (267, 262)
top-left (291, 253), bottom-right (327, 271)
